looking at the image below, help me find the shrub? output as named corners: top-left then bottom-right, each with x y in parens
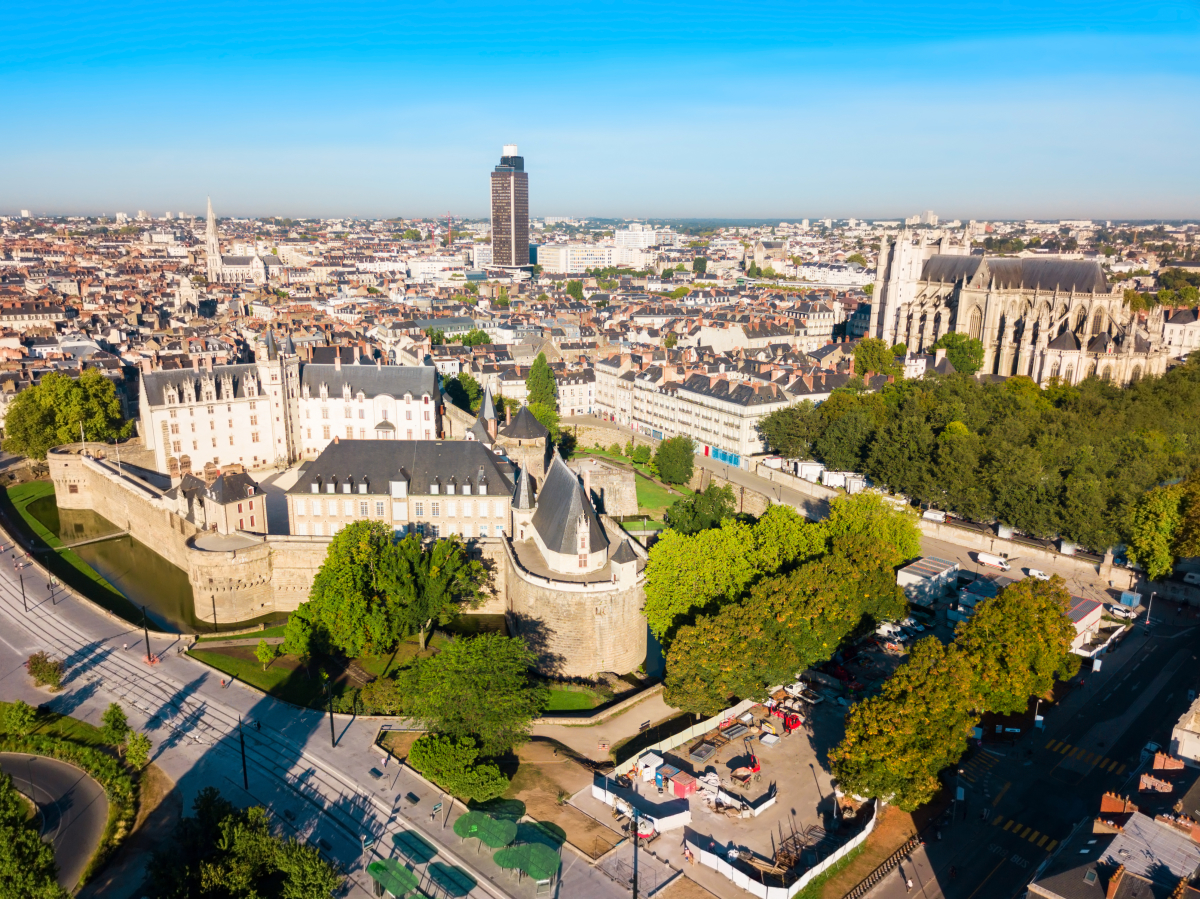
top-left (26, 652), bottom-right (64, 690)
top-left (608, 443), bottom-right (622, 456)
top-left (0, 700), bottom-right (37, 737)
top-left (408, 734), bottom-right (509, 802)
top-left (632, 445), bottom-right (652, 465)
top-left (654, 436), bottom-right (696, 485)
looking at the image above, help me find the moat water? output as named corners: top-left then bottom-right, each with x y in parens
top-left (27, 495), bottom-right (236, 633)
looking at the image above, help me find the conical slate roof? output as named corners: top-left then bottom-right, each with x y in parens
top-left (479, 383), bottom-right (498, 422)
top-left (529, 453), bottom-right (608, 555)
top-left (501, 405), bottom-right (550, 440)
top-left (611, 538), bottom-right (638, 564)
top-left (512, 464), bottom-right (536, 510)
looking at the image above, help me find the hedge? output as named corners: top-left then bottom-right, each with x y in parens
top-left (0, 733), bottom-right (137, 884)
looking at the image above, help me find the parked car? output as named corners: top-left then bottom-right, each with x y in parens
top-left (900, 617), bottom-right (925, 632)
top-left (1107, 604), bottom-right (1137, 620)
top-left (1027, 569), bottom-right (1050, 581)
top-left (797, 689), bottom-right (824, 706)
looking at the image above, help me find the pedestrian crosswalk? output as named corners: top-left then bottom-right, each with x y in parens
top-left (991, 814), bottom-right (1058, 852)
top-left (960, 748), bottom-right (1001, 783)
top-left (1044, 739), bottom-right (1126, 774)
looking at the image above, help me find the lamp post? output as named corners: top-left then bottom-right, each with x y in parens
top-left (238, 715), bottom-right (248, 790)
top-left (952, 767), bottom-right (963, 823)
top-left (141, 605), bottom-right (151, 663)
top-left (1146, 591), bottom-right (1155, 628)
top-left (19, 572), bottom-right (26, 613)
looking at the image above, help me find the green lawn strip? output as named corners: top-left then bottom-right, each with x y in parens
top-left (3, 483), bottom-right (136, 615)
top-left (545, 687), bottom-right (600, 712)
top-left (194, 624), bottom-right (289, 643)
top-left (796, 843), bottom-right (864, 899)
top-left (0, 701), bottom-right (137, 887)
top-left (187, 649), bottom-right (327, 708)
top-left (633, 477), bottom-right (684, 518)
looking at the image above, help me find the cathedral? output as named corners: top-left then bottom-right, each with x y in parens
top-left (204, 198), bottom-right (268, 286)
top-left (869, 230), bottom-right (1170, 386)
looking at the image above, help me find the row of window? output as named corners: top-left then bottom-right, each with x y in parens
top-left (295, 521), bottom-right (497, 538)
top-left (171, 434), bottom-right (259, 453)
top-left (293, 498), bottom-right (504, 518)
top-left (169, 416), bottom-right (259, 434)
top-left (304, 427), bottom-right (431, 441)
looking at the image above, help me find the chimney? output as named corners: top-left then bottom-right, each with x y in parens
top-left (205, 355), bottom-right (213, 372)
top-left (141, 358), bottom-right (152, 375)
top-left (333, 435), bottom-right (340, 444)
top-left (583, 467), bottom-right (592, 503)
top-left (847, 355), bottom-right (855, 376)
top-left (506, 403), bottom-right (513, 425)
top-left (335, 352), bottom-right (341, 372)
top-left (191, 355), bottom-right (199, 372)
top-left (376, 357), bottom-right (381, 369)
top-left (935, 347), bottom-right (947, 365)
top-left (1106, 866), bottom-right (1125, 899)
top-left (353, 343), bottom-right (361, 362)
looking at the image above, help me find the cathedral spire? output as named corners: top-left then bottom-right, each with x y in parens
top-left (205, 197), bottom-right (222, 283)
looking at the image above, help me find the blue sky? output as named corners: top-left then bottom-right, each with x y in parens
top-left (1, 1), bottom-right (1197, 220)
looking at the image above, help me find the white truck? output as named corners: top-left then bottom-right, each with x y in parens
top-left (977, 552), bottom-right (1011, 571)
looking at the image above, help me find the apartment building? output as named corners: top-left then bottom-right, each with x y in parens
top-left (287, 439), bottom-right (514, 538)
top-left (557, 369), bottom-right (595, 416)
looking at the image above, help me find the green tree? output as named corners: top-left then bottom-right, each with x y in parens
top-left (608, 442), bottom-right (622, 456)
top-left (758, 400), bottom-right (821, 459)
top-left (1124, 483), bottom-right (1184, 580)
top-left (377, 533), bottom-right (487, 650)
top-left (623, 440), bottom-right (634, 458)
top-left (527, 402), bottom-right (560, 442)
top-left (404, 634), bottom-right (548, 754)
top-left (693, 257), bottom-right (707, 274)
top-left (654, 436), bottom-right (695, 485)
top-left (830, 639), bottom-right (981, 811)
top-left (1, 700), bottom-right (36, 737)
top-left (824, 492), bottom-right (921, 568)
top-left (956, 576), bottom-right (1078, 714)
top-left (460, 329), bottom-right (491, 347)
top-left (930, 332), bottom-right (986, 375)
top-left (407, 735), bottom-right (509, 802)
top-left (255, 639), bottom-right (277, 671)
top-left (101, 702), bottom-right (129, 753)
top-left (282, 520), bottom-right (396, 659)
top-left (0, 772), bottom-right (64, 899)
top-left (25, 652), bottom-right (63, 690)
top-left (853, 338), bottom-right (901, 378)
top-left (495, 287), bottom-right (510, 308)
top-left (3, 370), bottom-right (132, 459)
top-left (564, 280), bottom-right (585, 301)
top-left (125, 732), bottom-right (153, 769)
top-left (525, 353), bottom-right (557, 407)
top-left (845, 252), bottom-right (868, 267)
top-left (147, 788), bottom-right (342, 898)
top-left (631, 444), bottom-right (651, 465)
top-left (663, 332), bottom-right (678, 348)
top-left (665, 484), bottom-right (735, 535)
top-left (425, 328), bottom-right (446, 346)
top-left (445, 371), bottom-right (482, 413)
top-left (862, 282), bottom-right (874, 296)
top-left (815, 408), bottom-right (876, 471)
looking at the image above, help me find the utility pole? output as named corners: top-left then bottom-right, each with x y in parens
top-left (141, 605), bottom-right (151, 663)
top-left (631, 806), bottom-right (639, 899)
top-left (328, 693), bottom-right (336, 749)
top-left (239, 715), bottom-right (248, 790)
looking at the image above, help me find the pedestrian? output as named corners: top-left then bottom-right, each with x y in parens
top-left (255, 720), bottom-right (260, 731)
top-left (906, 877), bottom-right (913, 892)
top-left (123, 642), bottom-right (127, 651)
top-left (220, 678), bottom-right (225, 688)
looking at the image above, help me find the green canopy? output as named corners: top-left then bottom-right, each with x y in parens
top-left (426, 862), bottom-right (477, 898)
top-left (453, 811), bottom-right (517, 849)
top-left (392, 830), bottom-right (438, 866)
top-left (366, 859), bottom-right (419, 897)
top-left (493, 842), bottom-right (562, 882)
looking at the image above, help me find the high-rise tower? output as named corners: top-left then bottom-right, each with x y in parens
top-left (490, 144), bottom-right (529, 268)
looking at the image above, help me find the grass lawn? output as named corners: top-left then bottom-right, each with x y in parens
top-left (187, 648), bottom-right (327, 708)
top-left (194, 625), bottom-right (289, 643)
top-left (545, 685), bottom-right (605, 712)
top-left (634, 477), bottom-right (687, 519)
top-left (0, 699), bottom-right (107, 748)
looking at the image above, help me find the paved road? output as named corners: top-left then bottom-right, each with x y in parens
top-left (0, 751), bottom-right (108, 891)
top-left (0, 529), bottom-right (634, 899)
top-left (862, 606), bottom-right (1200, 899)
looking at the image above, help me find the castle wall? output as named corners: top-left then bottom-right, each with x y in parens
top-left (502, 537), bottom-right (647, 678)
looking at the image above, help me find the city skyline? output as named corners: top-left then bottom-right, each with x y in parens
top-left (0, 1), bottom-right (1197, 218)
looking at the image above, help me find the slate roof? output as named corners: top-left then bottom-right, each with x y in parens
top-left (1047, 330), bottom-right (1082, 351)
top-left (204, 472), bottom-right (259, 505)
top-left (1101, 812), bottom-right (1200, 883)
top-left (142, 363), bottom-right (262, 405)
top-left (611, 538), bottom-right (638, 564)
top-left (289, 440), bottom-right (514, 497)
top-left (300, 364), bottom-right (438, 400)
top-left (921, 256), bottom-right (1109, 294)
top-left (1168, 309), bottom-right (1198, 326)
top-left (512, 465), bottom-right (536, 510)
top-left (529, 453), bottom-right (608, 555)
top-left (501, 405), bottom-right (550, 440)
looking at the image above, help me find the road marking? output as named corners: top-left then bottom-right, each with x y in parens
top-left (1027, 830), bottom-right (1041, 843)
top-left (1059, 743), bottom-right (1073, 754)
top-left (1046, 739), bottom-right (1058, 750)
top-left (1004, 820), bottom-right (1016, 832)
top-left (1046, 840), bottom-right (1058, 851)
top-left (962, 772), bottom-right (977, 783)
top-left (993, 782), bottom-right (1011, 806)
top-left (967, 858), bottom-right (1009, 899)
top-left (1116, 764), bottom-right (1126, 775)
top-left (993, 814), bottom-right (1005, 826)
top-left (1037, 834), bottom-right (1050, 848)
top-left (1019, 826), bottom-right (1032, 838)
top-left (1105, 759), bottom-right (1118, 772)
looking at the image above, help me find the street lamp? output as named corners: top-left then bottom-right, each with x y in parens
top-left (1146, 592), bottom-right (1155, 628)
top-left (952, 768), bottom-right (964, 823)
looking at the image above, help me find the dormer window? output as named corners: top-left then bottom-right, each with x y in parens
top-left (462, 484), bottom-right (471, 496)
top-left (430, 481), bottom-right (440, 495)
top-left (446, 481), bottom-right (456, 496)
top-left (325, 482), bottom-right (335, 494)
top-left (310, 481), bottom-right (320, 493)
top-left (358, 482), bottom-right (368, 494)
top-left (342, 481), bottom-right (351, 494)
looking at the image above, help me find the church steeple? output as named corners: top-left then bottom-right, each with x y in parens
top-left (205, 197), bottom-right (222, 283)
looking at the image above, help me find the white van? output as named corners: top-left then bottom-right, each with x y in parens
top-left (977, 552), bottom-right (1011, 571)
top-left (922, 509), bottom-right (947, 523)
top-left (1184, 572), bottom-right (1200, 586)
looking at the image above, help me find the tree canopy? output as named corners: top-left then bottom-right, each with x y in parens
top-left (407, 735), bottom-right (510, 802)
top-left (3, 370), bottom-right (131, 459)
top-left (0, 770), bottom-right (63, 899)
top-left (459, 329), bottom-right (491, 347)
top-left (664, 484), bottom-right (735, 535)
top-left (283, 522), bottom-right (486, 659)
top-left (446, 371), bottom-right (483, 414)
top-left (930, 332), bottom-right (985, 375)
top-left (147, 788), bottom-right (342, 898)
top-left (756, 359), bottom-right (1200, 552)
top-left (402, 633), bottom-right (548, 754)
top-left (853, 338), bottom-right (901, 378)
top-left (525, 353), bottom-right (557, 407)
top-left (654, 436), bottom-right (695, 485)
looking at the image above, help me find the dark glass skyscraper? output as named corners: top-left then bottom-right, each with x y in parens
top-left (490, 144), bottom-right (529, 268)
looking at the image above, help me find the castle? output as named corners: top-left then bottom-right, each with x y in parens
top-left (870, 230), bottom-right (1171, 386)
